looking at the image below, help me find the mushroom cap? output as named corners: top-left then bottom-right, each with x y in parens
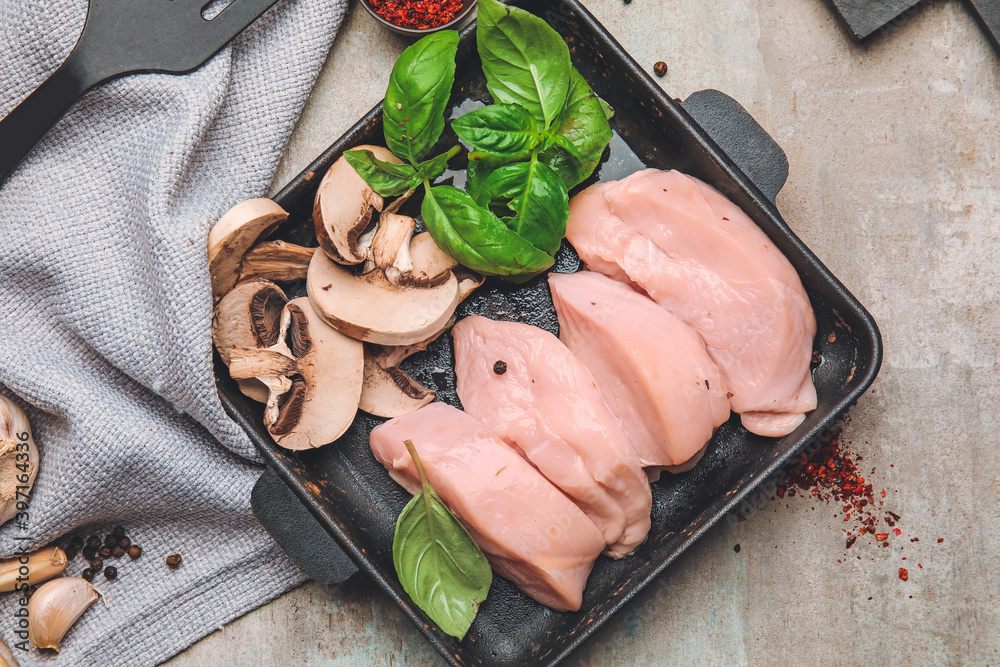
top-left (307, 248), bottom-right (462, 346)
top-left (313, 145), bottom-right (401, 266)
top-left (208, 199), bottom-right (288, 301)
top-left (272, 298), bottom-right (364, 450)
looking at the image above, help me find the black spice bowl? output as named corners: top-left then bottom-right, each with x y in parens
top-left (359, 0), bottom-right (477, 36)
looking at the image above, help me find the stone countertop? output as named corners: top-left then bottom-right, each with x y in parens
top-left (168, 0), bottom-right (1000, 663)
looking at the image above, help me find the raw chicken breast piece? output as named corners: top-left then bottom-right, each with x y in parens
top-left (370, 402), bottom-right (605, 612)
top-left (549, 271), bottom-right (732, 471)
top-left (566, 169), bottom-right (817, 436)
top-left (452, 315), bottom-right (652, 558)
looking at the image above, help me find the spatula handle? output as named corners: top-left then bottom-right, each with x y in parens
top-left (0, 56), bottom-right (96, 184)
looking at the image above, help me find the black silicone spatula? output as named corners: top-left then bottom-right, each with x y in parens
top-left (0, 0), bottom-right (282, 184)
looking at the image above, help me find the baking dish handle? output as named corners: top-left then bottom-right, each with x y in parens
top-left (251, 466), bottom-right (359, 584)
top-left (682, 89), bottom-right (789, 204)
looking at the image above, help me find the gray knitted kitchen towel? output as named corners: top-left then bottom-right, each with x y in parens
top-left (0, 0), bottom-right (348, 663)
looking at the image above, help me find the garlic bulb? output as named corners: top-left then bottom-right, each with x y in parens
top-left (0, 547), bottom-right (68, 592)
top-left (0, 396), bottom-right (39, 527)
top-left (28, 577), bottom-right (103, 651)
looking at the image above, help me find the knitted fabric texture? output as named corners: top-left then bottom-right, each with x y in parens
top-left (0, 0), bottom-right (347, 662)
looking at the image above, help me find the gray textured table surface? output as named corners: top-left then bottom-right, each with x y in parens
top-left (168, 0), bottom-right (1000, 663)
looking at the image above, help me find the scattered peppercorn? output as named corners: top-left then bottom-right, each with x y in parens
top-left (99, 547), bottom-right (112, 559)
top-left (112, 525), bottom-right (125, 539)
top-left (86, 536), bottom-right (101, 550)
top-left (128, 545), bottom-right (143, 560)
top-left (112, 546), bottom-right (125, 558)
top-left (118, 537), bottom-right (131, 550)
top-left (899, 568), bottom-right (908, 581)
top-left (90, 557), bottom-right (103, 571)
top-left (70, 535), bottom-right (84, 550)
top-left (733, 544), bottom-right (741, 553)
top-left (166, 554), bottom-right (182, 569)
top-left (82, 547), bottom-right (97, 561)
top-left (104, 566), bottom-right (118, 580)
top-left (64, 546), bottom-right (77, 561)
top-left (104, 535), bottom-right (117, 548)
top-left (82, 568), bottom-right (96, 582)
top-left (368, 0), bottom-right (465, 30)
top-left (653, 61), bottom-right (668, 77)
top-left (493, 360), bottom-right (507, 376)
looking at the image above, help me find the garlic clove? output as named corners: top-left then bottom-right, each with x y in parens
top-left (0, 546), bottom-right (67, 592)
top-left (0, 635), bottom-right (19, 667)
top-left (0, 397), bottom-right (39, 527)
top-left (28, 577), bottom-right (102, 652)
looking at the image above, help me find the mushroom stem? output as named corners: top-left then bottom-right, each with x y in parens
top-left (229, 348), bottom-right (298, 379)
top-left (239, 241), bottom-right (315, 283)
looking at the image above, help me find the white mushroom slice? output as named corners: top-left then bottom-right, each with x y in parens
top-left (359, 332), bottom-right (443, 418)
top-left (229, 298), bottom-right (363, 450)
top-left (208, 199), bottom-right (288, 301)
top-left (307, 248), bottom-right (462, 346)
top-left (407, 232), bottom-right (459, 286)
top-left (313, 145), bottom-right (401, 266)
top-left (238, 240), bottom-right (316, 284)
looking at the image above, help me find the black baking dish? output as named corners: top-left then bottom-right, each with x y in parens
top-left (218, 2), bottom-right (884, 665)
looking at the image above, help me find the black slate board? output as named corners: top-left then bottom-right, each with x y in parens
top-left (828, 0), bottom-right (923, 39)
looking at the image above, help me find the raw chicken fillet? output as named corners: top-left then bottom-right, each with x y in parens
top-left (452, 315), bottom-right (652, 557)
top-left (566, 168), bottom-right (817, 436)
top-left (550, 271), bottom-right (732, 471)
top-left (369, 402), bottom-right (605, 612)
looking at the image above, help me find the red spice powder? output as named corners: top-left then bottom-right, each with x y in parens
top-left (369, 0), bottom-right (465, 29)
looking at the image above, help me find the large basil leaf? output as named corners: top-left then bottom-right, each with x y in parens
top-left (539, 67), bottom-right (613, 188)
top-left (421, 185), bottom-right (555, 280)
top-left (466, 150), bottom-right (530, 201)
top-left (452, 104), bottom-right (538, 155)
top-left (344, 149), bottom-right (419, 197)
top-left (476, 0), bottom-right (571, 130)
top-left (393, 440), bottom-right (492, 640)
top-left (473, 160), bottom-right (568, 256)
top-left (384, 31), bottom-right (460, 163)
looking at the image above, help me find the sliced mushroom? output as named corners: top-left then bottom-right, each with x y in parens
top-left (239, 240), bottom-right (315, 284)
top-left (207, 199), bottom-right (288, 301)
top-left (313, 145), bottom-right (401, 266)
top-left (359, 331), bottom-right (444, 418)
top-left (212, 280), bottom-right (289, 403)
top-left (406, 232), bottom-right (460, 286)
top-left (229, 298), bottom-right (364, 450)
top-left (307, 248), bottom-right (461, 346)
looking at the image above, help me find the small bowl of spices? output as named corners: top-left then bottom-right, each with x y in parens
top-left (361, 0), bottom-right (476, 36)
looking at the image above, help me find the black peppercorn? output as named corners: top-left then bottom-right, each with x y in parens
top-left (118, 537), bottom-right (131, 550)
top-left (128, 545), bottom-right (143, 560)
top-left (493, 360), bottom-right (507, 375)
top-left (112, 525), bottom-right (125, 539)
top-left (654, 61), bottom-right (668, 77)
top-left (112, 546), bottom-right (125, 558)
top-left (99, 547), bottom-right (112, 559)
top-left (82, 568), bottom-right (95, 582)
top-left (166, 553), bottom-right (182, 569)
top-left (104, 534), bottom-right (117, 548)
top-left (64, 546), bottom-right (77, 560)
top-left (70, 535), bottom-right (84, 550)
top-left (90, 557), bottom-right (103, 571)
top-left (82, 547), bottom-right (97, 560)
top-left (86, 536), bottom-right (101, 550)
top-left (104, 566), bottom-right (118, 580)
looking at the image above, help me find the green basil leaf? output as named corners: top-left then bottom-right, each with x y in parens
top-left (476, 0), bottom-right (571, 130)
top-left (599, 97), bottom-right (615, 121)
top-left (384, 31), bottom-right (460, 163)
top-left (466, 150), bottom-right (530, 201)
top-left (421, 185), bottom-right (555, 280)
top-left (416, 149), bottom-right (456, 183)
top-left (473, 160), bottom-right (568, 256)
top-left (344, 149), bottom-right (419, 197)
top-left (452, 104), bottom-right (538, 155)
top-left (539, 67), bottom-right (613, 188)
top-left (393, 440), bottom-right (492, 640)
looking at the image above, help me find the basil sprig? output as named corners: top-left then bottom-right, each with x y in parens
top-left (344, 0), bottom-right (612, 283)
top-left (393, 440), bottom-right (492, 640)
